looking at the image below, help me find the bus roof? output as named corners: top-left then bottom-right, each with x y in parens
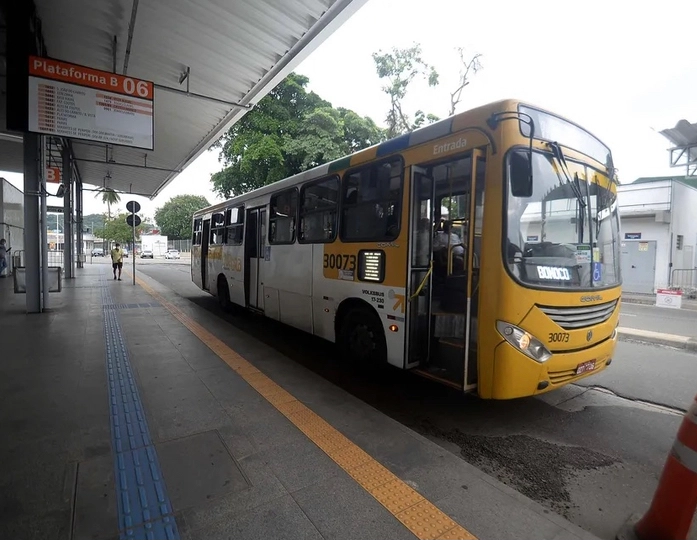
top-left (194, 97), bottom-right (608, 216)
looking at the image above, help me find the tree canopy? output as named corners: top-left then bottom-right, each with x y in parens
top-left (373, 43), bottom-right (482, 137)
top-left (154, 194), bottom-right (210, 240)
top-left (95, 213), bottom-right (144, 244)
top-left (211, 73), bottom-right (385, 199)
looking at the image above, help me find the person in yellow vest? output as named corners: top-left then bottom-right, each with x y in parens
top-left (110, 243), bottom-right (124, 281)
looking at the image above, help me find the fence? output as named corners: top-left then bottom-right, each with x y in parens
top-left (671, 268), bottom-right (697, 298)
top-left (47, 250), bottom-right (64, 267)
top-left (168, 239), bottom-right (191, 253)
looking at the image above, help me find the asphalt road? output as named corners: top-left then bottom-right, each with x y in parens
top-left (619, 301), bottom-right (697, 338)
top-left (134, 263), bottom-right (694, 539)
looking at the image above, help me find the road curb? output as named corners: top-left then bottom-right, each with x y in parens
top-left (618, 328), bottom-right (697, 352)
top-left (621, 296), bottom-right (697, 311)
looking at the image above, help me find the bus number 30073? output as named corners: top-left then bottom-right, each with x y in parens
top-left (323, 253), bottom-right (356, 270)
top-left (548, 332), bottom-right (570, 343)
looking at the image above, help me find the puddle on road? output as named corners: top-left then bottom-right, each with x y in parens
top-left (417, 420), bottom-right (619, 513)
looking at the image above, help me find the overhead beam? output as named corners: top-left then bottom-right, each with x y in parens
top-left (73, 157), bottom-right (182, 174)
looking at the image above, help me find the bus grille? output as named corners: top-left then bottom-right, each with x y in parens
top-left (538, 300), bottom-right (618, 330)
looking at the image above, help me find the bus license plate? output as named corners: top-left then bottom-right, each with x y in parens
top-left (576, 360), bottom-right (596, 375)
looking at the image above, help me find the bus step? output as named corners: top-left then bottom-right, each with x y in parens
top-left (433, 313), bottom-right (465, 338)
top-left (439, 337), bottom-right (465, 348)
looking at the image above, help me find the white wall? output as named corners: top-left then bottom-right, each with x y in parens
top-left (141, 234), bottom-right (168, 256)
top-left (617, 179), bottom-right (697, 290)
top-left (619, 217), bottom-right (670, 288)
top-left (0, 179), bottom-right (24, 270)
top-left (617, 181), bottom-right (671, 215)
top-left (670, 180), bottom-right (697, 273)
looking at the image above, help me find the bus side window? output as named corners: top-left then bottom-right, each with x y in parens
top-left (210, 212), bottom-right (226, 245)
top-left (269, 189), bottom-right (298, 244)
top-left (192, 218), bottom-right (202, 245)
top-left (225, 206), bottom-right (244, 245)
top-left (299, 177), bottom-right (339, 243)
top-left (340, 158), bottom-right (403, 242)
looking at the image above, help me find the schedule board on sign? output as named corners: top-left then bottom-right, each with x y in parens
top-left (27, 56), bottom-right (154, 150)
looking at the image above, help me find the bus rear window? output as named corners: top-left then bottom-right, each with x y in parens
top-left (340, 158), bottom-right (403, 242)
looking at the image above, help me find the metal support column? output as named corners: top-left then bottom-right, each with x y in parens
top-left (76, 179), bottom-right (84, 268)
top-left (40, 136), bottom-right (49, 308)
top-left (23, 133), bottom-right (41, 313)
top-left (62, 146), bottom-right (73, 279)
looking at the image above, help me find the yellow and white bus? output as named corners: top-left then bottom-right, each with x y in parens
top-left (192, 98), bottom-right (621, 399)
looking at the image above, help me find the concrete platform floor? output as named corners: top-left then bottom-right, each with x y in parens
top-left (0, 265), bottom-right (596, 539)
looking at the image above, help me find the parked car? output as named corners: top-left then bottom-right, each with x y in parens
top-left (141, 249), bottom-right (154, 259)
top-left (91, 248), bottom-right (104, 257)
top-left (122, 247), bottom-right (129, 257)
top-left (164, 249), bottom-right (180, 259)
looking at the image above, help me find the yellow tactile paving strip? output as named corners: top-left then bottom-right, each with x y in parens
top-left (132, 274), bottom-right (477, 540)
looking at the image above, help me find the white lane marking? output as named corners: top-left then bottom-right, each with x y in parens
top-left (619, 312), bottom-right (637, 317)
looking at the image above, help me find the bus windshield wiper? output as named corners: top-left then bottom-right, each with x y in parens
top-left (548, 142), bottom-right (586, 208)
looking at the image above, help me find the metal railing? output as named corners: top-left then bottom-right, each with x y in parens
top-left (168, 239), bottom-right (191, 253)
top-left (671, 268), bottom-right (697, 298)
top-left (47, 250), bottom-right (64, 267)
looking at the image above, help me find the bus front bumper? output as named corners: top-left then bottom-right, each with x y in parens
top-left (490, 333), bottom-right (617, 400)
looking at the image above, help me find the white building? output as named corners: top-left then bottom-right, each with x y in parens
top-left (618, 176), bottom-right (697, 294)
top-left (0, 178), bottom-right (24, 273)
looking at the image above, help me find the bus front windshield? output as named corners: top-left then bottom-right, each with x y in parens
top-left (505, 150), bottom-right (621, 291)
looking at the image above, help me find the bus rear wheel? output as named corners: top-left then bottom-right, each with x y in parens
top-left (339, 308), bottom-right (387, 367)
top-left (217, 277), bottom-right (231, 312)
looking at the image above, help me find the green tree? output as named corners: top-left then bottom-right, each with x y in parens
top-left (83, 213), bottom-right (106, 234)
top-left (372, 43), bottom-right (440, 138)
top-left (95, 213), bottom-right (143, 244)
top-left (211, 73), bottom-right (385, 199)
top-left (95, 187), bottom-right (121, 219)
top-left (373, 43), bottom-right (483, 136)
top-left (154, 194), bottom-right (210, 239)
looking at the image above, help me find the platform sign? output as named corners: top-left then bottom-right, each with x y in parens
top-left (46, 166), bottom-right (61, 183)
top-left (27, 56), bottom-right (154, 150)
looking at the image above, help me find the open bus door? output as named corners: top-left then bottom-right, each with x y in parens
top-left (407, 151), bottom-right (486, 391)
top-left (201, 219), bottom-right (210, 290)
top-left (244, 207), bottom-right (266, 309)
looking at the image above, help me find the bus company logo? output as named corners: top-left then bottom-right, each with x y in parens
top-left (580, 295), bottom-right (603, 303)
top-left (377, 242), bottom-right (399, 248)
top-left (536, 266), bottom-right (571, 281)
top-left (362, 289), bottom-right (384, 297)
top-left (433, 137), bottom-right (467, 156)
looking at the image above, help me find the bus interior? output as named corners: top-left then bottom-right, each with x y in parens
top-left (409, 152), bottom-right (486, 389)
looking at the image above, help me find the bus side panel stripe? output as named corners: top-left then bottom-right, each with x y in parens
top-left (328, 156), bottom-right (351, 173)
top-left (408, 118), bottom-right (454, 147)
top-left (376, 134), bottom-right (411, 157)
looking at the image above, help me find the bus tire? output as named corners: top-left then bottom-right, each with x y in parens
top-left (217, 276), bottom-right (231, 312)
top-left (338, 307), bottom-right (387, 368)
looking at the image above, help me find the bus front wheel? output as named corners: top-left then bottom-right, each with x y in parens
top-left (339, 308), bottom-right (387, 367)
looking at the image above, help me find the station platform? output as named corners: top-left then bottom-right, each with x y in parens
top-left (0, 264), bottom-right (597, 540)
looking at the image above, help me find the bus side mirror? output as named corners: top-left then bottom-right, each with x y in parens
top-left (510, 151), bottom-right (533, 198)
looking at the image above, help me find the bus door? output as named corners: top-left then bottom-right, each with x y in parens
top-left (463, 150), bottom-right (486, 391)
top-left (408, 152), bottom-right (485, 390)
top-left (244, 207), bottom-right (266, 309)
top-left (406, 166), bottom-right (434, 369)
top-left (201, 219), bottom-right (211, 290)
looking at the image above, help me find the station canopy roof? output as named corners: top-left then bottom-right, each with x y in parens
top-left (659, 118), bottom-right (697, 172)
top-left (0, 0), bottom-right (366, 198)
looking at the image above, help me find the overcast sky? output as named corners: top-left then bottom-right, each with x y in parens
top-left (3, 0), bottom-right (695, 221)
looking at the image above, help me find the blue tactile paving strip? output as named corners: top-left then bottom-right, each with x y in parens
top-left (100, 279), bottom-right (179, 539)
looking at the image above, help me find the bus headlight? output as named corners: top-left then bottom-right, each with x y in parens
top-left (496, 321), bottom-right (552, 363)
